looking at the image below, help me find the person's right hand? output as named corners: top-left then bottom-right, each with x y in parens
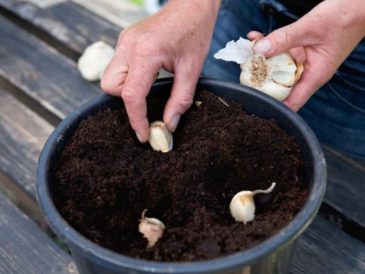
top-left (101, 0), bottom-right (221, 143)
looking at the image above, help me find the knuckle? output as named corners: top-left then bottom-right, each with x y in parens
top-left (100, 76), bottom-right (116, 94)
top-left (177, 94), bottom-right (194, 109)
top-left (276, 28), bottom-right (291, 49)
top-left (121, 88), bottom-right (136, 104)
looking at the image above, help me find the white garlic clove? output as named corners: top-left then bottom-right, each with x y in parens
top-left (138, 209), bottom-right (166, 248)
top-left (229, 191), bottom-right (255, 224)
top-left (259, 81), bottom-right (291, 101)
top-left (149, 121), bottom-right (173, 153)
top-left (229, 182), bottom-right (276, 224)
top-left (267, 53), bottom-right (297, 73)
top-left (271, 71), bottom-right (295, 88)
top-left (77, 41), bottom-right (115, 81)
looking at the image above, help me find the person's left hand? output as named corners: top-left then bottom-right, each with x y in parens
top-left (248, 0), bottom-right (365, 111)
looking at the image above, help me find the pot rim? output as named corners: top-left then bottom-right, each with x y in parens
top-left (37, 77), bottom-right (326, 273)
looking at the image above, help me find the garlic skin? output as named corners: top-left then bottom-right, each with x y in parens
top-left (149, 121), bottom-right (173, 153)
top-left (77, 41), bottom-right (115, 81)
top-left (138, 209), bottom-right (166, 248)
top-left (214, 38), bottom-right (303, 101)
top-left (240, 53), bottom-right (302, 101)
top-left (229, 182), bottom-right (276, 224)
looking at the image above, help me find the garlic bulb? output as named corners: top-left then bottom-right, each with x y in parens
top-left (214, 38), bottom-right (303, 101)
top-left (77, 41), bottom-right (115, 81)
top-left (240, 53), bottom-right (303, 101)
top-left (138, 209), bottom-right (165, 248)
top-left (149, 121), bottom-right (173, 153)
top-left (229, 182), bottom-right (276, 224)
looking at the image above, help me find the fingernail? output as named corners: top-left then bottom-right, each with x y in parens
top-left (169, 115), bottom-right (181, 132)
top-left (135, 131), bottom-right (144, 143)
top-left (254, 39), bottom-right (272, 55)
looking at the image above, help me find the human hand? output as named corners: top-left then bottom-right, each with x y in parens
top-left (101, 0), bottom-right (221, 142)
top-left (248, 0), bottom-right (365, 111)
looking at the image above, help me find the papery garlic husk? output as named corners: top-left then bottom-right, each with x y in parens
top-left (138, 209), bottom-right (166, 248)
top-left (240, 53), bottom-right (303, 101)
top-left (149, 121), bottom-right (173, 153)
top-left (77, 41), bottom-right (115, 81)
top-left (229, 182), bottom-right (276, 224)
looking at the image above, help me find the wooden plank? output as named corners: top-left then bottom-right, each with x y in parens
top-left (0, 0), bottom-right (120, 54)
top-left (291, 216), bottom-right (365, 274)
top-left (0, 191), bottom-right (73, 274)
top-left (0, 89), bottom-right (53, 198)
top-left (323, 146), bottom-right (365, 228)
top-left (72, 0), bottom-right (148, 28)
top-left (0, 16), bottom-right (101, 119)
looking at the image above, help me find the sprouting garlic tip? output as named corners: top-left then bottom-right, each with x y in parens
top-left (149, 121), bottom-right (173, 153)
top-left (229, 182), bottom-right (276, 224)
top-left (138, 209), bottom-right (165, 248)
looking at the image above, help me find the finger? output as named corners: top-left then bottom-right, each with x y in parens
top-left (253, 21), bottom-right (314, 57)
top-left (283, 69), bottom-right (323, 111)
top-left (289, 47), bottom-right (306, 65)
top-left (122, 60), bottom-right (161, 143)
top-left (247, 31), bottom-right (264, 41)
top-left (100, 51), bottom-right (128, 96)
top-left (163, 62), bottom-right (200, 132)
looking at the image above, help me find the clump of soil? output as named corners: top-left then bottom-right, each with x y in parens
top-left (53, 90), bottom-right (308, 262)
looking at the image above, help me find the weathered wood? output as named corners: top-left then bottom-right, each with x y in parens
top-left (291, 216), bottom-right (365, 274)
top-left (0, 89), bottom-right (53, 198)
top-left (0, 0), bottom-right (120, 54)
top-left (0, 191), bottom-right (73, 274)
top-left (323, 146), bottom-right (365, 228)
top-left (0, 16), bottom-right (101, 119)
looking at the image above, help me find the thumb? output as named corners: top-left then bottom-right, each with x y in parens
top-left (253, 21), bottom-right (312, 57)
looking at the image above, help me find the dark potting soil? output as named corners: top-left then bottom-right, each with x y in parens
top-left (53, 90), bottom-right (308, 262)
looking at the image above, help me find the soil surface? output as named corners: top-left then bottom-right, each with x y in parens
top-left (53, 90), bottom-right (308, 262)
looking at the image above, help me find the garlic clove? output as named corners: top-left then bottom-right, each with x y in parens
top-left (138, 209), bottom-right (166, 248)
top-left (295, 63), bottom-right (304, 82)
top-left (271, 71), bottom-right (296, 88)
top-left (229, 191), bottom-right (255, 224)
top-left (267, 53), bottom-right (297, 73)
top-left (259, 81), bottom-right (291, 101)
top-left (77, 41), bottom-right (115, 81)
top-left (229, 183), bottom-right (276, 224)
top-left (149, 121), bottom-right (173, 153)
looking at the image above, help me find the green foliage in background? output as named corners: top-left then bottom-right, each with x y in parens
top-left (131, 0), bottom-right (144, 6)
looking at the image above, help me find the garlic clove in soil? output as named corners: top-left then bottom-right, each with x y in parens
top-left (77, 41), bottom-right (115, 81)
top-left (138, 209), bottom-right (166, 248)
top-left (214, 38), bottom-right (303, 101)
top-left (229, 182), bottom-right (276, 224)
top-left (149, 121), bottom-right (173, 153)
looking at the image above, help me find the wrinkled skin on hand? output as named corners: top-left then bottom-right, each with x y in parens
top-left (101, 0), bottom-right (221, 142)
top-left (249, 0), bottom-right (365, 111)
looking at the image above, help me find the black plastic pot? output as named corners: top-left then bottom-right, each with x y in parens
top-left (37, 78), bottom-right (326, 274)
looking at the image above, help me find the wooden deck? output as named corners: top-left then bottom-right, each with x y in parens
top-left (0, 1), bottom-right (364, 273)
